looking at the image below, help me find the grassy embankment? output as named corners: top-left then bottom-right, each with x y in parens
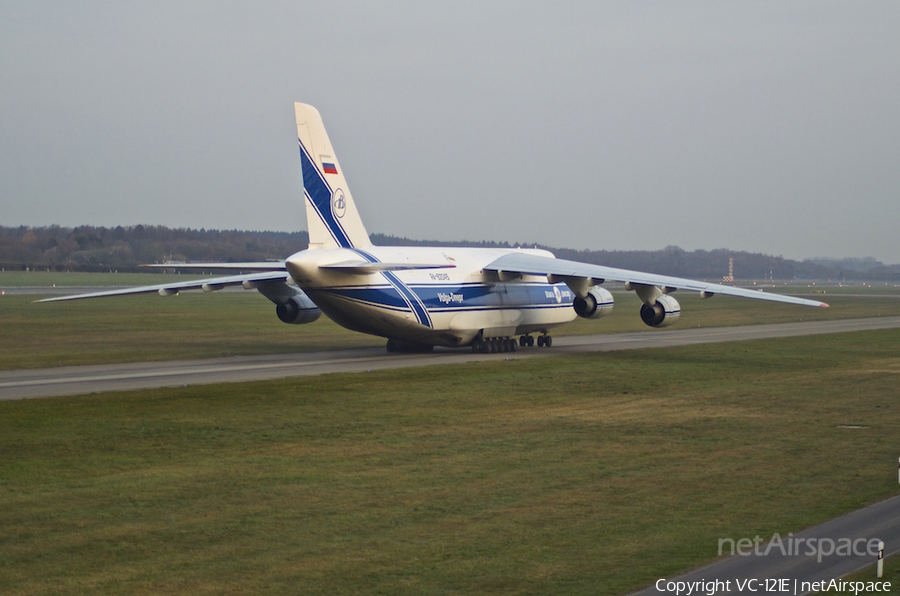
top-left (2, 329), bottom-right (899, 594)
top-left (3, 272), bottom-right (899, 370)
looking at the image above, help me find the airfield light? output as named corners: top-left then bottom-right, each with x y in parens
top-left (723, 257), bottom-right (734, 283)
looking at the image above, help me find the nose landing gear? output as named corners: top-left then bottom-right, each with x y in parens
top-left (518, 334), bottom-right (552, 348)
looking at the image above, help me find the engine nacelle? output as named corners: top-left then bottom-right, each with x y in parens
top-left (276, 294), bottom-right (321, 325)
top-left (639, 294), bottom-right (681, 328)
top-left (573, 287), bottom-right (614, 319)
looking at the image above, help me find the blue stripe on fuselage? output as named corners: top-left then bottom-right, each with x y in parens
top-left (409, 282), bottom-right (574, 311)
top-left (349, 249), bottom-right (433, 328)
top-left (317, 281), bottom-right (576, 317)
top-left (318, 285), bottom-right (409, 311)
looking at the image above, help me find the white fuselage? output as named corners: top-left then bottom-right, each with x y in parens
top-left (286, 246), bottom-right (577, 347)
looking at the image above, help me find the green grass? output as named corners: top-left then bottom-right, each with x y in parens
top-left (0, 292), bottom-right (384, 370)
top-left (2, 330), bottom-right (899, 594)
top-left (3, 278), bottom-right (900, 370)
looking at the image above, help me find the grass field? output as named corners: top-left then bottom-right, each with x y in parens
top-left (3, 272), bottom-right (900, 370)
top-left (2, 329), bottom-right (899, 594)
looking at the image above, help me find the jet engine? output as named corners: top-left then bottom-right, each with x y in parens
top-left (573, 287), bottom-right (614, 319)
top-left (250, 278), bottom-right (321, 325)
top-left (276, 294), bottom-right (321, 325)
top-left (639, 294), bottom-right (680, 328)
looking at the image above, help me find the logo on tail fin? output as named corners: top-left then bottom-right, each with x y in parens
top-left (332, 189), bottom-right (346, 219)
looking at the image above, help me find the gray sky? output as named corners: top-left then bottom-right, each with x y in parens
top-left (2, 2), bottom-right (898, 262)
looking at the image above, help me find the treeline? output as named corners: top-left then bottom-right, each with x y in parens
top-left (2, 225), bottom-right (898, 281)
top-left (0, 225), bottom-right (307, 271)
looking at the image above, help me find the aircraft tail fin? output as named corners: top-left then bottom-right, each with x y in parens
top-left (295, 103), bottom-right (371, 249)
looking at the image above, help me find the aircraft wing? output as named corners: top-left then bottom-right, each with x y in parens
top-left (484, 252), bottom-right (829, 308)
top-left (35, 271), bottom-right (291, 303)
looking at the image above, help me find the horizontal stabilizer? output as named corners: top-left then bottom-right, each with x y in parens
top-left (319, 261), bottom-right (457, 273)
top-left (142, 261), bottom-right (286, 272)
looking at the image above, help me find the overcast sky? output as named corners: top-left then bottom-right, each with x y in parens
top-left (2, 2), bottom-right (898, 262)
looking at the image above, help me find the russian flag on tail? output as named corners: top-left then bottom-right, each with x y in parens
top-left (322, 162), bottom-right (338, 175)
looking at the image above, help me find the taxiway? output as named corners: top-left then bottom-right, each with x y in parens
top-left (2, 316), bottom-right (899, 401)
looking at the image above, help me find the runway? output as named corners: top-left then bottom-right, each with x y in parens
top-left (2, 316), bottom-right (899, 401)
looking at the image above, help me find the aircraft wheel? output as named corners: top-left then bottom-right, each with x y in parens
top-left (544, 336), bottom-right (553, 348)
top-left (519, 336), bottom-right (527, 347)
top-left (510, 339), bottom-right (518, 352)
top-left (537, 336), bottom-right (545, 348)
top-left (527, 336), bottom-right (535, 347)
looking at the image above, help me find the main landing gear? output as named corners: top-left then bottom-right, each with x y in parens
top-left (471, 337), bottom-right (519, 354)
top-left (471, 334), bottom-right (553, 353)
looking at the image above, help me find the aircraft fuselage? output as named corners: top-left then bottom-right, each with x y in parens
top-left (286, 246), bottom-right (579, 347)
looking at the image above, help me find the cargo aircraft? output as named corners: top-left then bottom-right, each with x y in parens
top-left (40, 103), bottom-right (828, 353)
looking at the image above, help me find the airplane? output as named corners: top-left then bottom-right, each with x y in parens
top-left (38, 103), bottom-right (828, 353)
